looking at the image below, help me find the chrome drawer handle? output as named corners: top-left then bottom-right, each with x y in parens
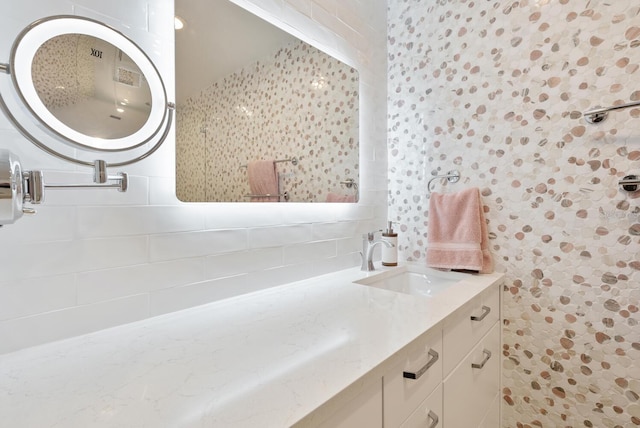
top-left (471, 349), bottom-right (492, 369)
top-left (470, 305), bottom-right (491, 322)
top-left (427, 410), bottom-right (439, 428)
top-left (403, 349), bottom-right (439, 380)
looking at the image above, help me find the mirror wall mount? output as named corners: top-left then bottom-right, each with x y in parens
top-left (0, 150), bottom-right (130, 227)
top-left (0, 149), bottom-right (40, 226)
top-left (0, 16), bottom-right (175, 224)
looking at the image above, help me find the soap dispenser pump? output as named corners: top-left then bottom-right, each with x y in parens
top-left (381, 221), bottom-right (398, 266)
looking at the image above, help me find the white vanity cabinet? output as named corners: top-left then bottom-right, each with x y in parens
top-left (315, 379), bottom-right (383, 428)
top-left (442, 285), bottom-right (501, 427)
top-left (400, 383), bottom-right (442, 428)
top-left (383, 328), bottom-right (442, 428)
top-left (443, 322), bottom-right (500, 427)
top-left (442, 284), bottom-right (500, 377)
top-left (381, 283), bottom-right (501, 428)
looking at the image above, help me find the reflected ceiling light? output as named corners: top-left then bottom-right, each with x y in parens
top-left (174, 16), bottom-right (186, 30)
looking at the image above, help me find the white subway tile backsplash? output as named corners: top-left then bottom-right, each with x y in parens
top-left (281, 204), bottom-right (339, 224)
top-left (77, 258), bottom-right (205, 305)
top-left (283, 240), bottom-right (337, 264)
top-left (76, 205), bottom-right (204, 238)
top-left (284, 0), bottom-right (312, 18)
top-left (311, 2), bottom-right (353, 42)
top-left (204, 248), bottom-right (283, 279)
top-left (1, 241), bottom-right (75, 281)
top-left (311, 221), bottom-right (359, 240)
top-left (72, 2), bottom-right (149, 31)
top-left (73, 236), bottom-right (150, 272)
top-left (149, 176), bottom-right (182, 206)
top-left (0, 275), bottom-right (76, 321)
top-left (245, 264), bottom-right (312, 287)
top-left (335, 2), bottom-right (367, 36)
top-left (248, 224), bottom-right (313, 248)
top-left (149, 275), bottom-right (262, 316)
top-left (311, 0), bottom-right (337, 15)
top-left (203, 204), bottom-right (285, 229)
top-left (0, 294), bottom-right (148, 354)
top-left (123, 140), bottom-right (176, 179)
top-left (148, 0), bottom-right (176, 41)
top-left (303, 254), bottom-right (360, 276)
top-left (336, 236), bottom-right (360, 256)
top-left (0, 131), bottom-right (71, 170)
top-left (0, 206), bottom-right (76, 243)
top-left (1, 236), bottom-right (148, 282)
top-left (336, 203), bottom-right (375, 222)
top-left (150, 229), bottom-right (248, 262)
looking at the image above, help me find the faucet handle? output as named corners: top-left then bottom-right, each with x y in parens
top-left (363, 230), bottom-right (382, 241)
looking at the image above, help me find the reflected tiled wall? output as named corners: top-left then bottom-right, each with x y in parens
top-left (387, 0), bottom-right (640, 426)
top-left (176, 40), bottom-right (359, 203)
top-left (31, 35), bottom-right (94, 109)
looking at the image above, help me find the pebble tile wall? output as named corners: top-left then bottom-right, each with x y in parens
top-left (31, 35), bottom-right (94, 110)
top-left (387, 0), bottom-right (640, 426)
top-left (176, 40), bottom-right (359, 203)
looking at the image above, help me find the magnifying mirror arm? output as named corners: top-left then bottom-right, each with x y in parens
top-left (0, 150), bottom-right (131, 226)
top-left (44, 160), bottom-right (128, 192)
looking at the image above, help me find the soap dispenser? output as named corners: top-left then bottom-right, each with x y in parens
top-left (381, 221), bottom-right (398, 266)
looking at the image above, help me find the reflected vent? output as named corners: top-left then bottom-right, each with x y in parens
top-left (115, 67), bottom-right (141, 87)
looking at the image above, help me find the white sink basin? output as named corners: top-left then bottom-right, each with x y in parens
top-left (353, 264), bottom-right (466, 298)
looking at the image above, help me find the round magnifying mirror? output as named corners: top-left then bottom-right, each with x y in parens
top-left (9, 16), bottom-right (168, 152)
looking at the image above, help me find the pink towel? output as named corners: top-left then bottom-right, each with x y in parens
top-left (325, 192), bottom-right (356, 202)
top-left (426, 187), bottom-right (493, 273)
top-left (247, 160), bottom-right (279, 202)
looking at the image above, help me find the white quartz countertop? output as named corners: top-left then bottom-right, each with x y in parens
top-left (0, 264), bottom-right (504, 427)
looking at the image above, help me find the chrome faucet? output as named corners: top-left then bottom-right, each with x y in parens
top-left (360, 231), bottom-right (394, 271)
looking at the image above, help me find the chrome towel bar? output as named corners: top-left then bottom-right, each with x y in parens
top-left (584, 99), bottom-right (640, 124)
top-left (240, 157), bottom-right (299, 168)
top-left (244, 191), bottom-right (290, 201)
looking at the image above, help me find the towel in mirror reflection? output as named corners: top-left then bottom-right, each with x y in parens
top-left (247, 160), bottom-right (279, 202)
top-left (325, 193), bottom-right (356, 203)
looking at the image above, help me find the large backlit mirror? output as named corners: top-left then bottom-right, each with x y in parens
top-left (175, 0), bottom-right (359, 202)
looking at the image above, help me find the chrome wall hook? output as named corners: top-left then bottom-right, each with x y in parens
top-left (427, 170), bottom-right (460, 194)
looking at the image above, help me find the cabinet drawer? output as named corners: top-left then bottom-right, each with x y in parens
top-left (400, 383), bottom-right (442, 428)
top-left (315, 378), bottom-right (382, 428)
top-left (384, 328), bottom-right (442, 428)
top-left (442, 284), bottom-right (500, 376)
top-left (479, 388), bottom-right (501, 428)
top-left (443, 322), bottom-right (500, 428)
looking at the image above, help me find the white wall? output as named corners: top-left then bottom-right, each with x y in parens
top-left (0, 0), bottom-right (387, 354)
